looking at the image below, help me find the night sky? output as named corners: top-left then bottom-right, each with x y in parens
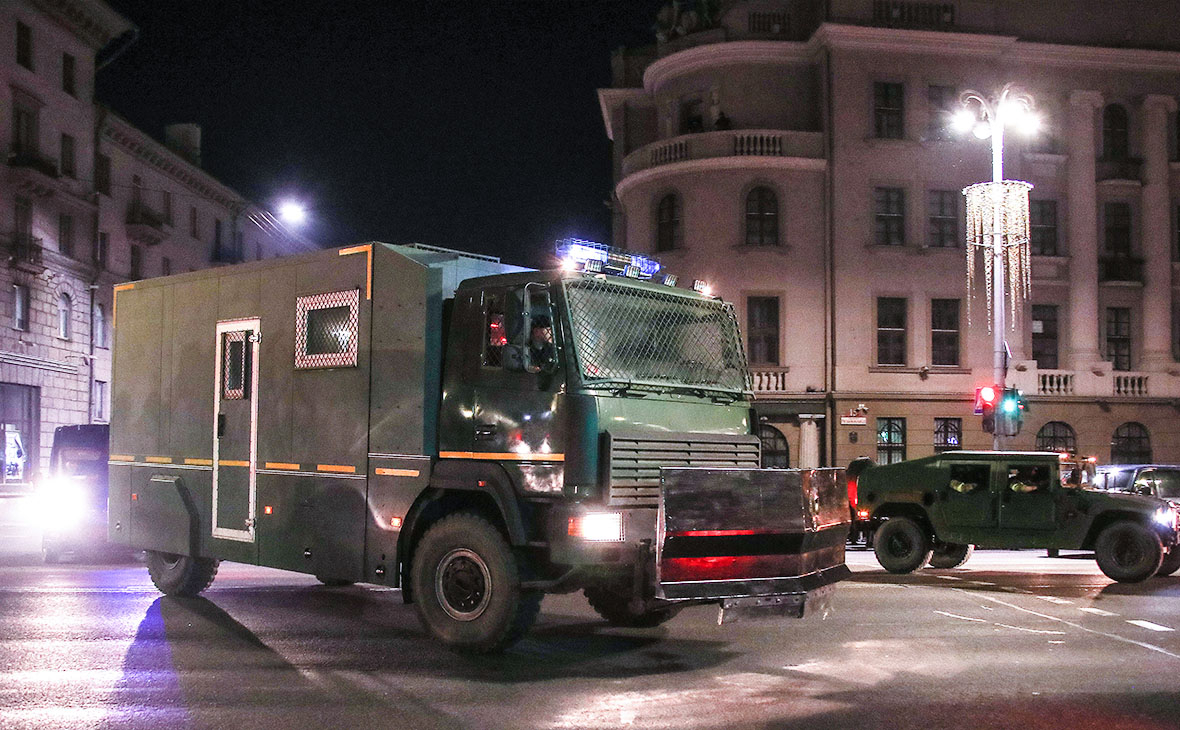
top-left (97, 1), bottom-right (665, 268)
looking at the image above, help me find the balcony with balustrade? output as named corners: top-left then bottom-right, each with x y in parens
top-left (621, 129), bottom-right (825, 178)
top-left (5, 233), bottom-right (45, 274)
top-left (125, 200), bottom-right (171, 245)
top-left (6, 148), bottom-right (60, 198)
top-left (1015, 367), bottom-right (1165, 400)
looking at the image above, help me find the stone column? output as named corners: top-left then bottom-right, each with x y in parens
top-left (1139, 94), bottom-right (1177, 371)
top-left (799, 417), bottom-right (821, 468)
top-left (1066, 90), bottom-right (1104, 370)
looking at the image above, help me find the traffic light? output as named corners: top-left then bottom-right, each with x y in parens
top-left (996, 387), bottom-right (1028, 436)
top-left (974, 385), bottom-right (998, 433)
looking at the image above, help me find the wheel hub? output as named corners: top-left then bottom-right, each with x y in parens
top-left (436, 548), bottom-right (492, 621)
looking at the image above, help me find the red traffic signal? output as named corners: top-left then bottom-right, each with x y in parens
top-left (973, 385), bottom-right (998, 415)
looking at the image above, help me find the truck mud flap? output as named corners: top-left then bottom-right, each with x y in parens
top-left (656, 467), bottom-right (851, 618)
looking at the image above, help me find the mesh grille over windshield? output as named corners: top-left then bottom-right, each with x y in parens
top-left (563, 277), bottom-right (749, 393)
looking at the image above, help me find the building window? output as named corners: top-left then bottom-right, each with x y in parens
top-left (679, 98), bottom-right (704, 134)
top-left (1103, 104), bottom-right (1129, 160)
top-left (12, 104), bottom-right (36, 156)
top-left (1035, 421), bottom-right (1076, 453)
top-left (877, 417), bottom-right (906, 464)
top-left (926, 85), bottom-right (956, 141)
top-left (58, 214), bottom-right (74, 258)
top-left (934, 417), bottom-right (961, 453)
top-left (931, 298), bottom-right (960, 366)
top-left (130, 244), bottom-right (142, 280)
top-left (746, 296), bottom-right (779, 365)
top-left (1105, 307), bottom-right (1131, 371)
top-left (1104, 202), bottom-right (1132, 255)
top-left (749, 12), bottom-right (789, 34)
top-left (876, 296), bottom-right (907, 365)
top-left (656, 193), bottom-right (681, 252)
top-left (875, 187), bottom-right (905, 246)
top-left (0, 383), bottom-right (39, 484)
top-left (95, 231), bottom-right (108, 269)
top-left (62, 53), bottom-right (75, 96)
top-left (190, 206), bottom-right (199, 238)
top-left (95, 154), bottom-right (110, 195)
top-left (12, 285), bottom-right (29, 331)
top-left (214, 218), bottom-right (224, 259)
top-left (1030, 200), bottom-right (1058, 256)
top-left (93, 380), bottom-right (107, 421)
top-left (927, 190), bottom-right (958, 248)
top-left (295, 290), bottom-right (360, 369)
top-left (162, 257), bottom-right (172, 276)
top-left (60, 134), bottom-right (75, 178)
top-left (758, 424), bottom-right (789, 468)
top-left (16, 21), bottom-right (32, 70)
top-left (873, 82), bottom-right (904, 139)
top-left (57, 293), bottom-right (72, 340)
top-left (1111, 422), bottom-right (1151, 464)
top-left (745, 186), bottom-right (779, 246)
top-left (1031, 304), bottom-right (1058, 370)
top-left (93, 303), bottom-right (106, 348)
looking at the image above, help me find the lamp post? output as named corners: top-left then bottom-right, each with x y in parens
top-left (955, 84), bottom-right (1039, 448)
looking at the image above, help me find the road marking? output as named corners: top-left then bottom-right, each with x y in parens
top-left (1078, 607), bottom-right (1119, 617)
top-left (934, 611), bottom-right (987, 623)
top-left (933, 575), bottom-right (962, 580)
top-left (995, 623), bottom-right (1066, 635)
top-left (1126, 620), bottom-right (1174, 632)
top-left (968, 581), bottom-right (995, 586)
top-left (1036, 596), bottom-right (1073, 605)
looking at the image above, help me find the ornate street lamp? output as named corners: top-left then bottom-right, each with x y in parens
top-left (955, 84), bottom-right (1039, 447)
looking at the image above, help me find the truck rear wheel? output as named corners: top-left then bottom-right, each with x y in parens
top-left (584, 586), bottom-right (682, 628)
top-left (145, 550), bottom-right (220, 597)
top-left (410, 512), bottom-right (542, 653)
top-left (928, 542), bottom-right (973, 569)
top-left (1095, 522), bottom-right (1163, 583)
top-left (873, 517), bottom-right (932, 574)
top-left (1155, 548), bottom-right (1180, 577)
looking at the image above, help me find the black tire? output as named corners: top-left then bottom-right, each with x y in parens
top-left (145, 550), bottom-right (220, 597)
top-left (584, 586), bottom-right (683, 628)
top-left (873, 517), bottom-right (932, 574)
top-left (1156, 548), bottom-right (1180, 577)
top-left (410, 512), bottom-right (542, 653)
top-left (1094, 522), bottom-right (1163, 583)
top-left (1047, 549), bottom-right (1060, 558)
top-left (928, 542), bottom-right (974, 569)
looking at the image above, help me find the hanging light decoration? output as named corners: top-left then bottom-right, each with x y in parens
top-left (963, 180), bottom-right (1032, 331)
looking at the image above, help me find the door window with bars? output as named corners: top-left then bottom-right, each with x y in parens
top-left (295, 290), bottom-right (360, 369)
top-left (934, 418), bottom-right (961, 453)
top-left (1105, 307), bottom-right (1131, 371)
top-left (931, 299), bottom-right (959, 366)
top-left (877, 417), bottom-right (906, 464)
top-left (877, 297), bottom-right (907, 365)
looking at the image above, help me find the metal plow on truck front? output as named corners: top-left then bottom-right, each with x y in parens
top-left (657, 467), bottom-right (851, 624)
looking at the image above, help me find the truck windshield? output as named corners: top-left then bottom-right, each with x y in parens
top-left (562, 277), bottom-right (749, 394)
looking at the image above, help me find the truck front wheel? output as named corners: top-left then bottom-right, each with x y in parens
top-left (410, 512), bottom-right (542, 653)
top-left (145, 550), bottom-right (219, 597)
top-left (1157, 549), bottom-right (1180, 577)
top-left (928, 542), bottom-right (973, 569)
top-left (584, 586), bottom-right (682, 628)
top-left (1095, 522), bottom-right (1163, 583)
top-left (873, 517), bottom-right (932, 574)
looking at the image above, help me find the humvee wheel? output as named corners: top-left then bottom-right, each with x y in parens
top-left (873, 517), bottom-right (932, 574)
top-left (410, 513), bottom-right (542, 653)
top-left (145, 550), bottom-right (220, 597)
top-left (928, 542), bottom-right (974, 569)
top-left (1156, 548), bottom-right (1180, 577)
top-left (1095, 522), bottom-right (1163, 583)
top-left (584, 586), bottom-right (682, 628)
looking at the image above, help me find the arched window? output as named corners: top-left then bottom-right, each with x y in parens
top-left (1111, 422), bottom-right (1151, 464)
top-left (1035, 421), bottom-right (1077, 453)
top-left (656, 193), bottom-right (681, 252)
top-left (1103, 104), bottom-right (1129, 159)
top-left (93, 303), bottom-right (106, 348)
top-left (758, 424), bottom-right (789, 468)
top-left (745, 186), bottom-right (778, 246)
top-left (57, 293), bottom-right (71, 340)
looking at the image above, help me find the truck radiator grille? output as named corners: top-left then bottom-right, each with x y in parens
top-left (606, 433), bottom-right (761, 507)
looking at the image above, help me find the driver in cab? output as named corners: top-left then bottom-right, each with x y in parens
top-left (526, 314), bottom-right (558, 374)
top-left (1009, 465), bottom-right (1049, 494)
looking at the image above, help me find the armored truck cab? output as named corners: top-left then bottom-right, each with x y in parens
top-left (858, 451), bottom-right (1180, 582)
top-left (109, 242), bottom-right (850, 651)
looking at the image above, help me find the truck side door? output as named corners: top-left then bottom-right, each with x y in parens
top-left (939, 461), bottom-right (997, 529)
top-left (997, 461), bottom-right (1057, 531)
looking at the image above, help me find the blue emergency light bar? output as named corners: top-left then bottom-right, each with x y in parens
top-left (555, 238), bottom-right (661, 280)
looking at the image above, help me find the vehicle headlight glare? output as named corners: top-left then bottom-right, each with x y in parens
top-left (568, 512), bottom-right (624, 542)
top-left (1153, 507), bottom-right (1176, 528)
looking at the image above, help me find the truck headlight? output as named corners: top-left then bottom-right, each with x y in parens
top-left (37, 477), bottom-right (88, 531)
top-left (1153, 507), bottom-right (1179, 529)
top-left (568, 512), bottom-right (624, 542)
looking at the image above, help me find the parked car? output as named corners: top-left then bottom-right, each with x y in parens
top-left (1092, 464), bottom-right (1180, 505)
top-left (857, 451), bottom-right (1180, 582)
top-left (39, 424), bottom-right (133, 562)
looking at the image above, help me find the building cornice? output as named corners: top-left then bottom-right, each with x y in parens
top-left (616, 154), bottom-right (826, 199)
top-left (597, 88), bottom-right (649, 141)
top-left (643, 40), bottom-right (813, 93)
top-left (27, 0), bottom-right (135, 50)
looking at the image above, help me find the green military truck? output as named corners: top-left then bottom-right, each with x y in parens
top-left (858, 451), bottom-right (1180, 582)
top-left (108, 241), bottom-right (850, 652)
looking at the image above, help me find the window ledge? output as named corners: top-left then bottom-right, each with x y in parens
top-left (868, 365), bottom-right (970, 374)
top-left (731, 244), bottom-right (791, 254)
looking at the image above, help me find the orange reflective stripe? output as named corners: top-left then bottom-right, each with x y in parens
top-left (376, 468), bottom-right (420, 477)
top-left (317, 464), bottom-right (356, 473)
top-left (438, 451), bottom-right (565, 462)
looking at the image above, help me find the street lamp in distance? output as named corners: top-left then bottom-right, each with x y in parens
top-left (278, 200), bottom-right (308, 227)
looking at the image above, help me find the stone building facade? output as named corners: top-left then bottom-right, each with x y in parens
top-left (0, 0), bottom-right (313, 485)
top-left (601, 0), bottom-right (1180, 468)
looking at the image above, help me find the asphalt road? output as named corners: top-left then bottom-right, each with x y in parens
top-left (0, 547), bottom-right (1177, 730)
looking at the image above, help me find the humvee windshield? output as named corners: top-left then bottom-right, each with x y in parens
top-left (562, 277), bottom-right (748, 395)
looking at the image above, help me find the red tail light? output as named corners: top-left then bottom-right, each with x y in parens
top-left (847, 477), bottom-right (858, 508)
